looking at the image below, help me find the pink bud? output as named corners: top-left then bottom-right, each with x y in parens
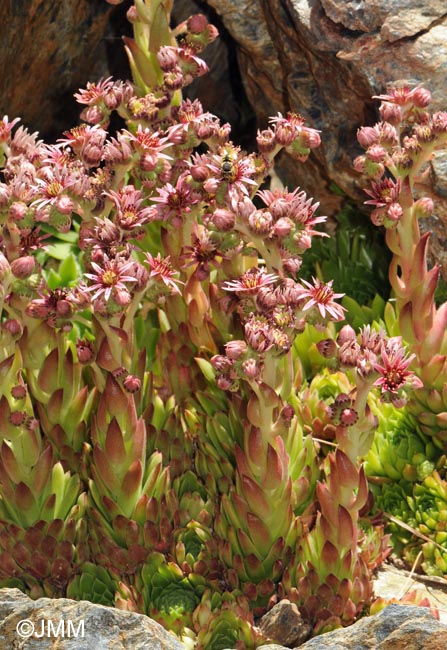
top-left (241, 358), bottom-right (260, 379)
top-left (11, 385), bottom-right (27, 399)
top-left (11, 256), bottom-right (35, 279)
top-left (432, 111), bottom-right (447, 133)
top-left (411, 87), bottom-right (431, 108)
top-left (256, 128), bottom-right (276, 153)
top-left (187, 14), bottom-right (209, 34)
top-left (139, 152), bottom-right (158, 172)
top-left (386, 202), bottom-right (403, 222)
top-left (123, 374), bottom-right (141, 393)
top-left (272, 217), bottom-right (293, 238)
top-left (379, 103), bottom-right (402, 125)
top-left (337, 325), bottom-right (356, 345)
top-left (282, 256), bottom-right (302, 275)
top-left (217, 375), bottom-right (233, 390)
top-left (248, 210), bottom-right (273, 235)
top-left (414, 196), bottom-right (434, 218)
top-left (190, 164), bottom-right (209, 182)
top-left (55, 195), bottom-right (74, 215)
top-left (353, 155), bottom-right (367, 173)
top-left (366, 144), bottom-right (386, 163)
top-left (225, 340), bottom-right (247, 360)
top-left (76, 339), bottom-right (95, 364)
top-left (3, 319), bottom-right (23, 337)
top-left (9, 201), bottom-right (28, 221)
top-left (80, 105), bottom-right (105, 125)
top-left (126, 6), bottom-right (138, 22)
top-left (157, 47), bottom-right (179, 72)
top-left (357, 126), bottom-right (379, 148)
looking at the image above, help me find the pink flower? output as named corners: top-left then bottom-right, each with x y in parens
top-left (0, 115), bottom-right (21, 143)
top-left (105, 185), bottom-right (154, 230)
top-left (364, 177), bottom-right (401, 209)
top-left (122, 125), bottom-right (173, 163)
top-left (150, 175), bottom-right (200, 225)
top-left (207, 149), bottom-right (257, 197)
top-left (74, 77), bottom-right (114, 105)
top-left (144, 253), bottom-right (182, 295)
top-left (222, 267), bottom-right (278, 296)
top-left (84, 258), bottom-right (137, 302)
top-left (373, 85), bottom-right (428, 107)
top-left (299, 277), bottom-right (346, 322)
top-left (374, 343), bottom-right (423, 396)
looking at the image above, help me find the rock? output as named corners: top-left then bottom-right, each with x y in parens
top-left (252, 604), bottom-right (447, 650)
top-left (203, 0), bottom-right (447, 276)
top-left (258, 599), bottom-right (312, 646)
top-left (0, 1), bottom-right (119, 140)
top-left (0, 588), bottom-right (183, 649)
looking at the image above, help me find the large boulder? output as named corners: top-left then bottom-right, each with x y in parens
top-left (0, 588), bottom-right (183, 649)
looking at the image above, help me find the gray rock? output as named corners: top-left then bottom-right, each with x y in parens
top-left (0, 588), bottom-right (183, 650)
top-left (299, 604), bottom-right (447, 649)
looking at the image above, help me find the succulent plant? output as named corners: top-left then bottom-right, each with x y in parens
top-left (66, 562), bottom-right (116, 606)
top-left (365, 401), bottom-right (438, 483)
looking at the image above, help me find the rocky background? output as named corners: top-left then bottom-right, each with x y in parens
top-left (1, 0), bottom-right (446, 273)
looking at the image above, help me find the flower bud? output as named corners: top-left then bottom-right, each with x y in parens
top-left (11, 255), bottom-right (35, 279)
top-left (123, 374), bottom-right (141, 393)
top-left (80, 105), bottom-right (105, 125)
top-left (256, 128), bottom-right (276, 153)
top-left (157, 47), bottom-right (179, 72)
top-left (412, 87), bottom-right (431, 108)
top-left (414, 196), bottom-right (434, 218)
top-left (337, 324), bottom-right (356, 345)
top-left (357, 126), bottom-right (379, 148)
top-left (241, 358), bottom-right (260, 379)
top-left (76, 339), bottom-right (95, 364)
top-left (366, 144), bottom-right (386, 163)
top-left (248, 209), bottom-right (273, 235)
top-left (225, 340), bottom-right (247, 360)
top-left (379, 103), bottom-right (402, 125)
top-left (282, 256), bottom-right (302, 275)
top-left (272, 217), bottom-right (293, 238)
top-left (3, 318), bottom-right (23, 337)
top-left (55, 195), bottom-right (74, 215)
top-left (9, 201), bottom-right (28, 222)
top-left (187, 14), bottom-right (209, 34)
top-left (386, 202), bottom-right (403, 222)
top-left (11, 385), bottom-right (27, 399)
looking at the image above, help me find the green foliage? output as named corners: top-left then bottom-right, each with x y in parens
top-left (301, 198), bottom-right (391, 312)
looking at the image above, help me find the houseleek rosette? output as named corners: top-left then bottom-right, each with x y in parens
top-left (137, 552), bottom-right (206, 639)
top-left (193, 589), bottom-right (265, 650)
top-left (281, 449), bottom-right (373, 634)
top-left (0, 369), bottom-right (85, 596)
top-left (365, 401), bottom-right (437, 483)
top-left (67, 562), bottom-right (116, 606)
top-left (88, 374), bottom-right (178, 574)
top-left (215, 427), bottom-right (297, 613)
top-left (411, 472), bottom-right (447, 575)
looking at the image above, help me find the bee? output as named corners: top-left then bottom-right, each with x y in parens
top-left (220, 152), bottom-right (237, 182)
